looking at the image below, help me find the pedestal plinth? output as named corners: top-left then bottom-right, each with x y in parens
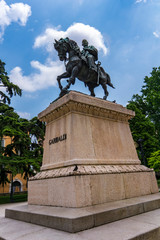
top-left (28, 91), bottom-right (158, 208)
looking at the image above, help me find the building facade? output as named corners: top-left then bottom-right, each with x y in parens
top-left (0, 136), bottom-right (28, 194)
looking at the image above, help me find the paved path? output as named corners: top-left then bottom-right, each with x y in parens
top-left (0, 202), bottom-right (160, 239)
top-left (0, 202), bottom-right (27, 217)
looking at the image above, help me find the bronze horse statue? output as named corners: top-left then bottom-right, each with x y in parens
top-left (54, 37), bottom-right (114, 100)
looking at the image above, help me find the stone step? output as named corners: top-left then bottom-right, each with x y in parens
top-left (5, 193), bottom-right (160, 233)
top-left (1, 207), bottom-right (160, 240)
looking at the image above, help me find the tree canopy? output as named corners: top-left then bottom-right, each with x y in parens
top-left (0, 60), bottom-right (22, 104)
top-left (127, 67), bottom-right (160, 165)
top-left (0, 103), bottom-right (45, 193)
top-left (0, 59), bottom-right (46, 199)
top-left (0, 103), bottom-right (45, 168)
top-left (148, 150), bottom-right (160, 172)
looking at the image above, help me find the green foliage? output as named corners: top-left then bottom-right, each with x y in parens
top-left (0, 60), bottom-right (45, 198)
top-left (142, 67), bottom-right (160, 142)
top-left (0, 103), bottom-right (45, 191)
top-left (127, 103), bottom-right (159, 163)
top-left (29, 117), bottom-right (45, 144)
top-left (0, 164), bottom-right (10, 187)
top-left (0, 193), bottom-right (27, 204)
top-left (148, 150), bottom-right (160, 172)
top-left (0, 60), bottom-right (22, 104)
top-left (127, 67), bottom-right (160, 164)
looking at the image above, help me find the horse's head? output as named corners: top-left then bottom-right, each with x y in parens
top-left (54, 38), bottom-right (69, 61)
top-left (54, 37), bottom-right (81, 62)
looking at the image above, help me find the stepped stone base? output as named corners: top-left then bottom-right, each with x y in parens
top-left (5, 193), bottom-right (160, 233)
top-left (1, 208), bottom-right (160, 239)
top-left (28, 169), bottom-right (158, 208)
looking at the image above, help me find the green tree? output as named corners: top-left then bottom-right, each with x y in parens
top-left (128, 67), bottom-right (160, 141)
top-left (127, 103), bottom-right (159, 165)
top-left (127, 67), bottom-right (160, 165)
top-left (0, 60), bottom-right (45, 199)
top-left (148, 150), bottom-right (160, 172)
top-left (0, 60), bottom-right (22, 104)
top-left (0, 162), bottom-right (10, 193)
top-left (0, 104), bottom-right (45, 199)
top-left (141, 67), bottom-right (160, 142)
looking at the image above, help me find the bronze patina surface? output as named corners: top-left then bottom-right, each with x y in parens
top-left (54, 37), bottom-right (115, 100)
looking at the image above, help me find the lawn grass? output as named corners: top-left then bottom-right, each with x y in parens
top-left (0, 193), bottom-right (27, 204)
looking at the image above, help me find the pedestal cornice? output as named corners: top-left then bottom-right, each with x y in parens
top-left (38, 91), bottom-right (135, 123)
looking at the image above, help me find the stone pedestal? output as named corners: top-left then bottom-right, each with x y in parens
top-left (28, 91), bottom-right (158, 207)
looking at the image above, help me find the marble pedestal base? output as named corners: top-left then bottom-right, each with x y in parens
top-left (28, 91), bottom-right (158, 208)
top-left (28, 166), bottom-right (158, 208)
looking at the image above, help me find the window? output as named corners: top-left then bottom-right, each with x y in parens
top-left (1, 139), bottom-right (5, 147)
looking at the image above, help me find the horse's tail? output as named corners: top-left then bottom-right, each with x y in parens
top-left (100, 67), bottom-right (115, 88)
top-left (106, 73), bottom-right (115, 89)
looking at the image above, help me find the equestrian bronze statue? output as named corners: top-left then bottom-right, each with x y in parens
top-left (54, 37), bottom-right (114, 100)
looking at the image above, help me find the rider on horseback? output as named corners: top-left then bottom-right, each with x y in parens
top-left (54, 37), bottom-right (114, 99)
top-left (81, 39), bottom-right (98, 72)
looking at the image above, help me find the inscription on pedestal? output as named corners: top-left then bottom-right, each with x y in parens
top-left (49, 134), bottom-right (67, 145)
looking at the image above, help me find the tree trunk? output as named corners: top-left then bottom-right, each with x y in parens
top-left (10, 173), bottom-right (14, 203)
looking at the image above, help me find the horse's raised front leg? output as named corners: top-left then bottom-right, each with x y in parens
top-left (57, 72), bottom-right (70, 90)
top-left (64, 63), bottom-right (81, 90)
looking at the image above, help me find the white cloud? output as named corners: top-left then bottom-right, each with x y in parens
top-left (24, 93), bottom-right (38, 99)
top-left (9, 59), bottom-right (64, 92)
top-left (78, 0), bottom-right (84, 5)
top-left (0, 0), bottom-right (31, 40)
top-left (17, 111), bottom-right (31, 119)
top-left (153, 31), bottom-right (160, 38)
top-left (9, 23), bottom-right (108, 93)
top-left (135, 0), bottom-right (147, 3)
top-left (34, 23), bottom-right (108, 55)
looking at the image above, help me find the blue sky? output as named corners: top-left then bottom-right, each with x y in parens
top-left (0, 0), bottom-right (160, 119)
